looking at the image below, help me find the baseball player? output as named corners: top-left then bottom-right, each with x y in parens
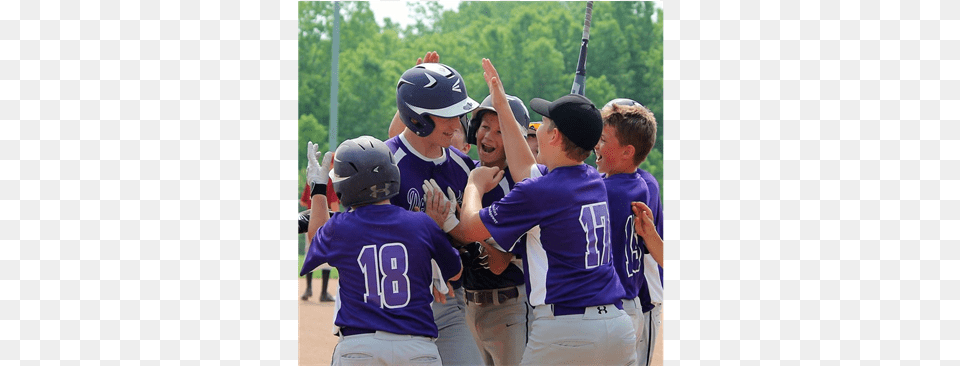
top-left (386, 58), bottom-right (484, 366)
top-left (299, 179), bottom-right (339, 302)
top-left (525, 121), bottom-right (541, 157)
top-left (456, 93), bottom-right (535, 366)
top-left (457, 59), bottom-right (637, 365)
top-left (300, 137), bottom-right (462, 366)
top-left (593, 98), bottom-right (659, 361)
top-left (636, 166), bottom-right (664, 366)
top-left (599, 98), bottom-right (664, 366)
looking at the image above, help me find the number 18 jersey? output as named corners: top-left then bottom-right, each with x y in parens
top-left (300, 204), bottom-right (462, 338)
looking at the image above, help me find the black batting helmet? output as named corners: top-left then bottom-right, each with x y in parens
top-left (330, 136), bottom-right (401, 208)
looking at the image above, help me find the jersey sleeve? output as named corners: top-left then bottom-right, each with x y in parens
top-left (299, 213), bottom-right (338, 276)
top-left (478, 179), bottom-right (542, 254)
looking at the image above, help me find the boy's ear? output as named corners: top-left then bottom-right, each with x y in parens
top-left (623, 144), bottom-right (635, 160)
top-left (462, 144), bottom-right (471, 154)
top-left (548, 127), bottom-right (563, 146)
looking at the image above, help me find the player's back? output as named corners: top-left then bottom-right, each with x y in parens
top-left (486, 164), bottom-right (625, 308)
top-left (603, 171), bottom-right (650, 300)
top-left (312, 204), bottom-right (461, 338)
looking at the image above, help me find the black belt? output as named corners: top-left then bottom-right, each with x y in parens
top-left (339, 327), bottom-right (376, 337)
top-left (465, 287), bottom-right (519, 305)
top-left (553, 300), bottom-right (624, 316)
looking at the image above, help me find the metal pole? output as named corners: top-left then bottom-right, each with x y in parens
top-left (329, 1), bottom-right (340, 151)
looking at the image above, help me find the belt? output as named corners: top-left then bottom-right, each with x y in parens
top-left (465, 287), bottom-right (520, 305)
top-left (339, 327), bottom-right (376, 337)
top-left (552, 300), bottom-right (624, 316)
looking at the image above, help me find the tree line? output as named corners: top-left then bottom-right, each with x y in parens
top-left (298, 1), bottom-right (663, 196)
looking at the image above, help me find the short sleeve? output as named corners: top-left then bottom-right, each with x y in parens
top-left (479, 179), bottom-right (542, 253)
top-left (299, 214), bottom-right (339, 276)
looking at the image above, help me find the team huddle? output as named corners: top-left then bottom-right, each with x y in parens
top-left (299, 53), bottom-right (664, 366)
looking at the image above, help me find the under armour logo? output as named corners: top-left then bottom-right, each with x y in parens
top-left (370, 185), bottom-right (391, 198)
top-left (597, 306), bottom-right (608, 314)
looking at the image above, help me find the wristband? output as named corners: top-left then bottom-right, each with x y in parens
top-left (310, 182), bottom-right (327, 197)
top-left (442, 216), bottom-right (459, 233)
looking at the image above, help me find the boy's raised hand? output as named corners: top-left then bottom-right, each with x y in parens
top-left (482, 58), bottom-right (506, 100)
top-left (417, 51), bottom-right (439, 65)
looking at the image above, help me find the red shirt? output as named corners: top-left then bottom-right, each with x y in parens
top-left (300, 178), bottom-right (338, 209)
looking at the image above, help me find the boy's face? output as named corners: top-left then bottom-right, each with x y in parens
top-left (525, 134), bottom-right (538, 157)
top-left (476, 113), bottom-right (506, 166)
top-left (594, 124), bottom-right (629, 175)
top-left (450, 127), bottom-right (469, 155)
top-left (535, 117), bottom-right (555, 161)
top-left (426, 115), bottom-right (464, 148)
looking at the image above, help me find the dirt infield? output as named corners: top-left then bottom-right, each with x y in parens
top-left (299, 277), bottom-right (662, 366)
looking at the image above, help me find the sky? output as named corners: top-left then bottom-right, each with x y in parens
top-left (367, 1), bottom-right (462, 29)
top-left (366, 1), bottom-right (663, 30)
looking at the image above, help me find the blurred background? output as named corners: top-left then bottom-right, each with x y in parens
top-left (298, 1), bottom-right (664, 253)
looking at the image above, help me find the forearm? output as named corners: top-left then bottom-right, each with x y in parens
top-left (642, 233), bottom-right (664, 267)
top-left (480, 239), bottom-right (513, 275)
top-left (307, 194), bottom-right (330, 243)
top-left (457, 183), bottom-right (492, 243)
top-left (492, 92), bottom-right (535, 182)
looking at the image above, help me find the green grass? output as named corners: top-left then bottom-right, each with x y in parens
top-left (298, 254), bottom-right (339, 279)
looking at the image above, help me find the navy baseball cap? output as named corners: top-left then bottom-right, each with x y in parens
top-left (529, 94), bottom-right (602, 151)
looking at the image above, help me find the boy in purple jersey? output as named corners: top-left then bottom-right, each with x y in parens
top-left (300, 137), bottom-right (462, 366)
top-left (385, 55), bottom-right (484, 366)
top-left (594, 98), bottom-right (658, 361)
top-left (457, 93), bottom-right (534, 366)
top-left (601, 98), bottom-right (664, 366)
top-left (457, 59), bottom-right (637, 366)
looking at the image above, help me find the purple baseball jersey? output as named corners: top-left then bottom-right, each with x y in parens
top-left (385, 134), bottom-right (475, 212)
top-left (385, 134), bottom-right (475, 289)
top-left (479, 164), bottom-right (626, 308)
top-left (603, 171), bottom-right (650, 300)
top-left (300, 205), bottom-right (462, 338)
top-left (462, 161), bottom-right (524, 289)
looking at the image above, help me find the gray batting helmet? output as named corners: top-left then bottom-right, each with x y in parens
top-left (466, 94), bottom-right (530, 145)
top-left (330, 136), bottom-right (401, 208)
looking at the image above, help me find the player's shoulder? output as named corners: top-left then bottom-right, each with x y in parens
top-left (637, 168), bottom-right (660, 187)
top-left (384, 135), bottom-right (401, 150)
top-left (448, 147), bottom-right (475, 171)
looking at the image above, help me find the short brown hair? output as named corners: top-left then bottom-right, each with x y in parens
top-left (545, 119), bottom-right (592, 162)
top-left (601, 104), bottom-right (657, 165)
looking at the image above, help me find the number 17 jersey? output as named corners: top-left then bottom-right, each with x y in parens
top-left (479, 164), bottom-right (625, 308)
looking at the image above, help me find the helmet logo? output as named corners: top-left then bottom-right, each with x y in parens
top-left (424, 73), bottom-right (437, 88)
top-left (370, 185), bottom-right (391, 198)
top-left (373, 166), bottom-right (380, 173)
top-left (452, 78), bottom-right (462, 93)
top-left (420, 63), bottom-right (453, 77)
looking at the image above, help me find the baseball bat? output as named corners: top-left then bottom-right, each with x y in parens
top-left (570, 1), bottom-right (594, 96)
